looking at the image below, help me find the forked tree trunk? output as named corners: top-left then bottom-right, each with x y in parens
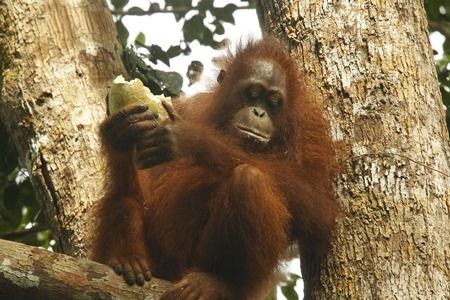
top-left (2, 0), bottom-right (449, 299)
top-left (258, 0), bottom-right (450, 299)
top-left (0, 0), bottom-right (124, 257)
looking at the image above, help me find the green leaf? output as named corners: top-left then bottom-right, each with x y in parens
top-left (281, 285), bottom-right (299, 300)
top-left (165, 0), bottom-right (192, 20)
top-left (280, 273), bottom-right (301, 300)
top-left (183, 14), bottom-right (215, 46)
top-left (149, 45), bottom-right (171, 66)
top-left (111, 0), bottom-right (129, 10)
top-left (183, 14), bottom-right (206, 42)
top-left (115, 20), bottom-right (129, 48)
top-left (167, 46), bottom-right (183, 58)
top-left (210, 4), bottom-right (237, 24)
top-left (211, 20), bottom-right (225, 35)
top-left (127, 6), bottom-right (146, 15)
top-left (152, 70), bottom-right (183, 95)
top-left (182, 44), bottom-right (192, 55)
top-left (165, 0), bottom-right (192, 6)
top-left (443, 38), bottom-right (450, 53)
top-left (135, 32), bottom-right (146, 46)
top-left (197, 0), bottom-right (214, 12)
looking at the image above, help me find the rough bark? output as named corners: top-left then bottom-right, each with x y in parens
top-left (258, 0), bottom-right (450, 299)
top-left (0, 239), bottom-right (169, 300)
top-left (0, 0), bottom-right (124, 256)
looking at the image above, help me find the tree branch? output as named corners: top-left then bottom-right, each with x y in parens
top-left (0, 239), bottom-right (170, 300)
top-left (0, 225), bottom-right (47, 240)
top-left (112, 7), bottom-right (190, 16)
top-left (111, 5), bottom-right (252, 17)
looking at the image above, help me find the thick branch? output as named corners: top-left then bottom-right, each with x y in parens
top-left (0, 239), bottom-right (170, 300)
top-left (0, 225), bottom-right (47, 240)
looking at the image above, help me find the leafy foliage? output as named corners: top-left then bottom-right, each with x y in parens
top-left (424, 0), bottom-right (450, 22)
top-left (0, 122), bottom-right (51, 248)
top-left (122, 47), bottom-right (183, 96)
top-left (109, 0), bottom-right (247, 96)
top-left (425, 1), bottom-right (450, 130)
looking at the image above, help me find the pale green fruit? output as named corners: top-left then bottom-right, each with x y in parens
top-left (108, 75), bottom-right (171, 120)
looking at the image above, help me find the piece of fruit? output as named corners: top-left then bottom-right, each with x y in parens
top-left (108, 75), bottom-right (171, 121)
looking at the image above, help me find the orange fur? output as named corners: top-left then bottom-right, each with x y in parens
top-left (92, 37), bottom-right (339, 299)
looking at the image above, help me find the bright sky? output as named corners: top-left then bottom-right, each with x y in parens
top-left (120, 0), bottom-right (261, 94)
top-left (115, 1), bottom-right (446, 299)
top-left (431, 31), bottom-right (445, 60)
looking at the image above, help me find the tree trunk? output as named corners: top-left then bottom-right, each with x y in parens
top-left (0, 238), bottom-right (170, 300)
top-left (258, 0), bottom-right (450, 299)
top-left (0, 0), bottom-right (124, 257)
